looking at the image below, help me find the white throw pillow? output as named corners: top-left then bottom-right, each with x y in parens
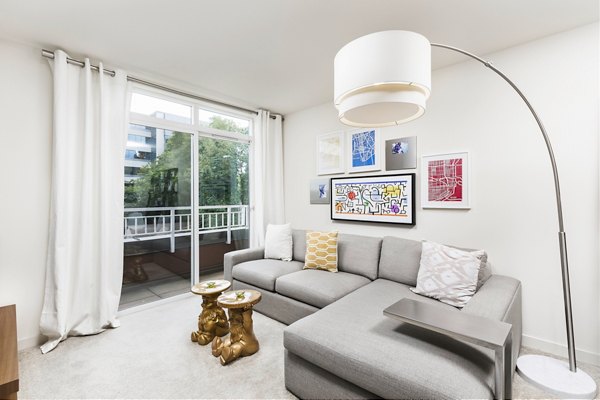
top-left (264, 223), bottom-right (293, 261)
top-left (411, 241), bottom-right (487, 308)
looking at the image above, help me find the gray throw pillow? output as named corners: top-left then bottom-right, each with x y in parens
top-left (411, 241), bottom-right (487, 308)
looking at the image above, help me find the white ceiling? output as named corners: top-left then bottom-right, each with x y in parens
top-left (0, 0), bottom-right (597, 115)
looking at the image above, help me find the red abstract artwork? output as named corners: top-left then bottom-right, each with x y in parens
top-left (427, 158), bottom-right (463, 202)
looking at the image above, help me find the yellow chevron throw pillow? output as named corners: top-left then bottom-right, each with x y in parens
top-left (304, 231), bottom-right (339, 272)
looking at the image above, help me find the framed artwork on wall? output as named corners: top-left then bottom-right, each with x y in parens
top-left (385, 136), bottom-right (417, 170)
top-left (421, 152), bottom-right (470, 209)
top-left (310, 178), bottom-right (330, 204)
top-left (347, 128), bottom-right (381, 173)
top-left (316, 131), bottom-right (345, 175)
top-left (330, 173), bottom-right (415, 225)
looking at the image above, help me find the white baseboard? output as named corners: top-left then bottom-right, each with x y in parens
top-left (18, 334), bottom-right (44, 351)
top-left (522, 334), bottom-right (600, 367)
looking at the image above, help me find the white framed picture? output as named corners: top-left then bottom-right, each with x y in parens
top-left (347, 128), bottom-right (381, 173)
top-left (421, 152), bottom-right (470, 209)
top-left (316, 131), bottom-right (345, 175)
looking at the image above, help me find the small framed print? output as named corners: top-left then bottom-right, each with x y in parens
top-left (310, 178), bottom-right (330, 204)
top-left (347, 128), bottom-right (381, 173)
top-left (385, 136), bottom-right (417, 170)
top-left (316, 131), bottom-right (345, 175)
top-left (421, 152), bottom-right (470, 209)
top-left (331, 174), bottom-right (415, 225)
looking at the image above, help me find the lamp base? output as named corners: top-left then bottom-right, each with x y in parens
top-left (517, 354), bottom-right (597, 399)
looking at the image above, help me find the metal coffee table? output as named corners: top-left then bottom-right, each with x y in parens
top-left (383, 298), bottom-right (513, 400)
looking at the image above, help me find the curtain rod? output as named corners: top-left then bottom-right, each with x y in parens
top-left (41, 49), bottom-right (281, 119)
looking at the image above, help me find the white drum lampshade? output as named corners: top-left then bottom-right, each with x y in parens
top-left (334, 30), bottom-right (432, 127)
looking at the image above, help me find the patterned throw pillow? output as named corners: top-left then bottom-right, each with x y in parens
top-left (304, 231), bottom-right (339, 272)
top-left (410, 241), bottom-right (487, 308)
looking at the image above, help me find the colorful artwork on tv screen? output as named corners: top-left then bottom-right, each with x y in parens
top-left (330, 174), bottom-right (415, 225)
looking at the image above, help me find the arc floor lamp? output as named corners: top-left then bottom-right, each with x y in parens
top-left (334, 30), bottom-right (597, 399)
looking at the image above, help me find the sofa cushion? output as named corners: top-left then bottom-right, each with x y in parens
top-left (232, 259), bottom-right (303, 291)
top-left (292, 229), bottom-right (307, 262)
top-left (337, 233), bottom-right (381, 280)
top-left (276, 269), bottom-right (370, 309)
top-left (378, 236), bottom-right (422, 285)
top-left (284, 279), bottom-right (497, 399)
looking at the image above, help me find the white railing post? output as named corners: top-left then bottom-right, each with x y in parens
top-left (170, 208), bottom-right (176, 253)
top-left (226, 206), bottom-right (232, 244)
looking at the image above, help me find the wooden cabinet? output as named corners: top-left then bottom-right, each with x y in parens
top-left (0, 305), bottom-right (18, 400)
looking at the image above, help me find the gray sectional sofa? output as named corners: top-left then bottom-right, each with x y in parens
top-left (224, 230), bottom-right (522, 399)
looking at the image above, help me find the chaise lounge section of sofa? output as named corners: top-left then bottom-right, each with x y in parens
top-left (224, 229), bottom-right (522, 399)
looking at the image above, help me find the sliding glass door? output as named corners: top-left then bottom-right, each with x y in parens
top-left (121, 125), bottom-right (193, 309)
top-left (119, 88), bottom-right (253, 310)
top-left (197, 136), bottom-right (250, 281)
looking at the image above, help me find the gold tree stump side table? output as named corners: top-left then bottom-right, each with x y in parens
top-left (190, 280), bottom-right (231, 346)
top-left (212, 289), bottom-right (262, 365)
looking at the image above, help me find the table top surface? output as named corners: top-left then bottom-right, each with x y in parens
top-left (191, 280), bottom-right (231, 295)
top-left (383, 298), bottom-right (512, 349)
top-left (218, 290), bottom-right (261, 309)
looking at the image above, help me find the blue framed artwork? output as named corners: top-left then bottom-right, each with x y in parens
top-left (348, 129), bottom-right (381, 173)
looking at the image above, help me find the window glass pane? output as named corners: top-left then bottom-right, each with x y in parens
top-left (198, 136), bottom-right (250, 275)
top-left (199, 137), bottom-right (249, 206)
top-left (198, 109), bottom-right (250, 135)
top-left (131, 92), bottom-right (192, 124)
top-left (124, 124), bottom-right (191, 207)
top-left (122, 125), bottom-right (193, 311)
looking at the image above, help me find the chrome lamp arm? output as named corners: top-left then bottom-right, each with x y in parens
top-left (430, 42), bottom-right (576, 372)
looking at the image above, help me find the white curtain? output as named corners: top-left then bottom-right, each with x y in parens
top-left (251, 110), bottom-right (285, 247)
top-left (40, 50), bottom-right (128, 353)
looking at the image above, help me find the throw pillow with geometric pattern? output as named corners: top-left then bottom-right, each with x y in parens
top-left (410, 241), bottom-right (487, 308)
top-left (303, 231), bottom-right (339, 272)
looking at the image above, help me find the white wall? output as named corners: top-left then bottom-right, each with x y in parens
top-left (283, 24), bottom-right (600, 364)
top-left (0, 39), bottom-right (52, 348)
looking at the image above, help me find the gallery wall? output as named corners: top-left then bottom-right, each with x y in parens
top-left (283, 23), bottom-right (600, 364)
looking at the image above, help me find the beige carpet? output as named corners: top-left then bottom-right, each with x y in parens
top-left (19, 295), bottom-right (295, 399)
top-left (18, 295), bottom-right (600, 399)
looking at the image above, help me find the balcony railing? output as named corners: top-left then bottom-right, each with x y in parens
top-left (124, 205), bottom-right (249, 252)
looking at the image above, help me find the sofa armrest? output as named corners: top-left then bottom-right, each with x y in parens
top-left (462, 274), bottom-right (522, 371)
top-left (223, 247), bottom-right (265, 282)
